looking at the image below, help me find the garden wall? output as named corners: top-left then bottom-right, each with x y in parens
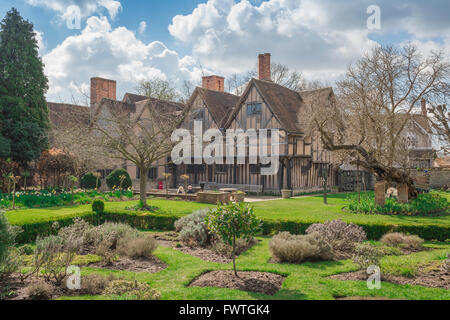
top-left (409, 168), bottom-right (450, 189)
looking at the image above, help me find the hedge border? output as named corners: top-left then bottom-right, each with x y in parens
top-left (12, 210), bottom-right (450, 244)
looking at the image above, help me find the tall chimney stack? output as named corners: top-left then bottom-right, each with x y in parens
top-left (202, 75), bottom-right (225, 92)
top-left (258, 53), bottom-right (271, 81)
top-left (90, 77), bottom-right (117, 106)
top-left (421, 98), bottom-right (427, 117)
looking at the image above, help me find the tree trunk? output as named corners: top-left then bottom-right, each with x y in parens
top-left (140, 167), bottom-right (148, 208)
top-left (232, 235), bottom-right (238, 277)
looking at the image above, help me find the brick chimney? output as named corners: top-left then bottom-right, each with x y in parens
top-left (202, 75), bottom-right (225, 92)
top-left (90, 77), bottom-right (116, 106)
top-left (258, 53), bottom-right (271, 81)
top-left (421, 98), bottom-right (427, 117)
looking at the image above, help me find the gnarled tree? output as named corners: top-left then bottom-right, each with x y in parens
top-left (312, 45), bottom-right (449, 198)
top-left (93, 98), bottom-right (188, 208)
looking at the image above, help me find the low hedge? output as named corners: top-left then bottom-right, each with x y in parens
top-left (260, 219), bottom-right (450, 242)
top-left (11, 209), bottom-right (450, 244)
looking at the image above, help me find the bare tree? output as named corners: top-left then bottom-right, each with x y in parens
top-left (428, 103), bottom-right (450, 154)
top-left (136, 78), bottom-right (181, 101)
top-left (312, 45), bottom-right (450, 198)
top-left (227, 61), bottom-right (318, 94)
top-left (93, 98), bottom-right (188, 208)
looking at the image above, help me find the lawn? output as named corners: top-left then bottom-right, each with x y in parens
top-left (5, 193), bottom-right (449, 242)
top-left (60, 237), bottom-right (450, 300)
top-left (251, 193), bottom-right (450, 227)
top-left (5, 198), bottom-right (212, 225)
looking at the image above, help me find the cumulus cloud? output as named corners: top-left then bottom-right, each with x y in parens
top-left (138, 21), bottom-right (147, 35)
top-left (169, 0), bottom-right (450, 80)
top-left (26, 0), bottom-right (122, 20)
top-left (43, 16), bottom-right (202, 103)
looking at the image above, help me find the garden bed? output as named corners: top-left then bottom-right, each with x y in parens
top-left (154, 232), bottom-right (256, 264)
top-left (88, 256), bottom-right (167, 273)
top-left (329, 261), bottom-right (449, 290)
top-left (189, 270), bottom-right (285, 295)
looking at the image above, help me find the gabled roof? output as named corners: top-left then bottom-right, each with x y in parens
top-left (189, 87), bottom-right (240, 128)
top-left (122, 93), bottom-right (149, 105)
top-left (224, 78), bottom-right (334, 134)
top-left (93, 98), bottom-right (136, 119)
top-left (47, 102), bottom-right (90, 128)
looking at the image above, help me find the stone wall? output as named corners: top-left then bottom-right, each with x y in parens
top-left (408, 168), bottom-right (450, 189)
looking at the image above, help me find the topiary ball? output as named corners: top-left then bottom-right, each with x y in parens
top-left (80, 172), bottom-right (101, 190)
top-left (106, 168), bottom-right (132, 190)
top-left (92, 199), bottom-right (105, 214)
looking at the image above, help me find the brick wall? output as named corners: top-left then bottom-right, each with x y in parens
top-left (409, 168), bottom-right (450, 189)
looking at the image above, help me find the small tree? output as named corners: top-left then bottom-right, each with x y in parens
top-left (68, 175), bottom-right (78, 204)
top-left (206, 203), bottom-right (261, 277)
top-left (163, 173), bottom-right (172, 197)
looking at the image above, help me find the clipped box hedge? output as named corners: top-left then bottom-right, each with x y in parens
top-left (12, 209), bottom-right (450, 244)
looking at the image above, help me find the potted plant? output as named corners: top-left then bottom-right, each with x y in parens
top-left (281, 189), bottom-right (292, 199)
top-left (234, 191), bottom-right (246, 203)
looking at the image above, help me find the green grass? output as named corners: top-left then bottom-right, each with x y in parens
top-left (251, 193), bottom-right (450, 227)
top-left (58, 237), bottom-right (450, 300)
top-left (5, 198), bottom-right (211, 225)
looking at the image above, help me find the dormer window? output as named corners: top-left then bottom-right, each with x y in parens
top-left (247, 103), bottom-right (262, 116)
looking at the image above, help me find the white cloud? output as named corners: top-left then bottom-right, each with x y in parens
top-left (35, 31), bottom-right (46, 55)
top-left (43, 16), bottom-right (203, 104)
top-left (26, 0), bottom-right (122, 20)
top-left (169, 0), bottom-right (450, 80)
top-left (138, 21), bottom-right (147, 35)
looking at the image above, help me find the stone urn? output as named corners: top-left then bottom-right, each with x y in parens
top-left (234, 191), bottom-right (246, 203)
top-left (281, 189), bottom-right (292, 199)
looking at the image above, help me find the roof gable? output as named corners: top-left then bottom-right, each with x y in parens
top-left (189, 87), bottom-right (240, 128)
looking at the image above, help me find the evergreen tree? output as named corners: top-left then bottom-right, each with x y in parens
top-left (0, 8), bottom-right (49, 164)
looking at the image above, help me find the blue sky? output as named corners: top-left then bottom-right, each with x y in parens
top-left (1, 0), bottom-right (449, 104)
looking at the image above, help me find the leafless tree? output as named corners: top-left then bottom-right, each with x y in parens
top-left (427, 103), bottom-right (450, 154)
top-left (136, 78), bottom-right (181, 101)
top-left (311, 45), bottom-right (450, 198)
top-left (93, 98), bottom-right (188, 207)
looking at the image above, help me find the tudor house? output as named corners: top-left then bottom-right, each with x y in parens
top-left (46, 53), bottom-right (434, 194)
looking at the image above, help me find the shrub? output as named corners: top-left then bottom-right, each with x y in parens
top-left (19, 244), bottom-right (34, 256)
top-left (103, 280), bottom-right (161, 300)
top-left (93, 222), bottom-right (140, 249)
top-left (80, 172), bottom-right (101, 190)
top-left (352, 244), bottom-right (384, 270)
top-left (95, 240), bottom-right (117, 265)
top-left (34, 235), bottom-right (78, 285)
top-left (106, 169), bottom-right (132, 190)
top-left (269, 232), bottom-right (334, 263)
top-left (306, 219), bottom-right (366, 252)
top-left (117, 235), bottom-right (158, 259)
top-left (0, 212), bottom-right (22, 279)
top-left (206, 203), bottom-right (262, 276)
top-left (27, 281), bottom-right (55, 300)
top-left (380, 232), bottom-right (424, 250)
top-left (175, 209), bottom-right (211, 247)
top-left (409, 193), bottom-right (448, 215)
top-left (347, 192), bottom-right (448, 215)
top-left (211, 237), bottom-right (257, 259)
top-left (58, 218), bottom-right (93, 251)
top-left (92, 199), bottom-right (105, 214)
top-left (80, 274), bottom-right (118, 295)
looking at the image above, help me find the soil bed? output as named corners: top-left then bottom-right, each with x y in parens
top-left (329, 263), bottom-right (449, 290)
top-left (189, 270), bottom-right (285, 295)
top-left (89, 256), bottom-right (167, 273)
top-left (154, 232), bottom-right (256, 264)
